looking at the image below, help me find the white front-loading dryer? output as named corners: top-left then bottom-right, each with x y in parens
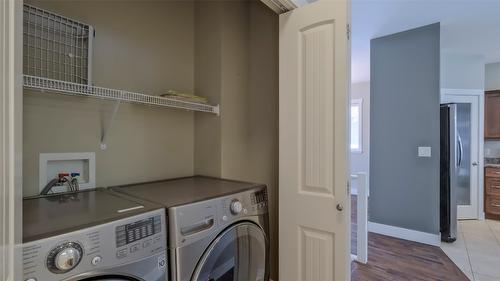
top-left (111, 176), bottom-right (270, 281)
top-left (169, 187), bottom-right (269, 281)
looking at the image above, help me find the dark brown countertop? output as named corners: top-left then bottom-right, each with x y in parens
top-left (110, 176), bottom-right (265, 208)
top-left (23, 189), bottom-right (163, 243)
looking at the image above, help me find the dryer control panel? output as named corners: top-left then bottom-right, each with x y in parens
top-left (22, 209), bottom-right (167, 281)
top-left (169, 186), bottom-right (268, 248)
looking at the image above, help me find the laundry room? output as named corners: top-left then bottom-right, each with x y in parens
top-left (20, 0), bottom-right (278, 280)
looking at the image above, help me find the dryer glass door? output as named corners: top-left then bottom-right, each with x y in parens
top-left (192, 222), bottom-right (267, 281)
top-left (79, 276), bottom-right (140, 281)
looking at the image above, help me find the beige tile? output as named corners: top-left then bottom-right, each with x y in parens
top-left (441, 244), bottom-right (471, 271)
top-left (469, 251), bottom-right (500, 278)
top-left (463, 232), bottom-right (500, 256)
top-left (486, 220), bottom-right (500, 242)
top-left (461, 221), bottom-right (492, 235)
top-left (441, 237), bottom-right (467, 252)
top-left (474, 272), bottom-right (500, 281)
top-left (443, 220), bottom-right (500, 280)
top-left (460, 268), bottom-right (474, 281)
top-left (485, 219), bottom-right (500, 230)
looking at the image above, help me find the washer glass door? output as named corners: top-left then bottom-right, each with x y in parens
top-left (192, 222), bottom-right (267, 281)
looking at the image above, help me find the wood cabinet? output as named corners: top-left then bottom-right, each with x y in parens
top-left (485, 91), bottom-right (500, 139)
top-left (485, 167), bottom-right (500, 220)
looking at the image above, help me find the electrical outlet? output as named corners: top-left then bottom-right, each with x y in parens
top-left (418, 146), bottom-right (432, 157)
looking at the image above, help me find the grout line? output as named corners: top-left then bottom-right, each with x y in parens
top-left (461, 229), bottom-right (476, 281)
top-left (485, 220), bottom-right (500, 246)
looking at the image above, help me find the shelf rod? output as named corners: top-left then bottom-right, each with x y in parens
top-left (100, 100), bottom-right (121, 150)
top-left (23, 75), bottom-right (220, 115)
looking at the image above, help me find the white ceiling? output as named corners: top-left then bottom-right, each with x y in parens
top-left (352, 0), bottom-right (500, 83)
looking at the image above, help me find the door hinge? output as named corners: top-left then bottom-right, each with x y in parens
top-left (347, 24), bottom-right (351, 40)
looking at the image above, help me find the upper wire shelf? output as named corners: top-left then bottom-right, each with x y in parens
top-left (24, 75), bottom-right (220, 115)
top-left (22, 4), bottom-right (219, 115)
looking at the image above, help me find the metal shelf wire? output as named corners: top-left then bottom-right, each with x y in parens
top-left (23, 4), bottom-right (93, 85)
top-left (24, 75), bottom-right (220, 115)
top-left (23, 4), bottom-right (219, 115)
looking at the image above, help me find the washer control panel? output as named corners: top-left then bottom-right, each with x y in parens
top-left (46, 241), bottom-right (83, 274)
top-left (115, 215), bottom-right (162, 248)
top-left (22, 209), bottom-right (166, 281)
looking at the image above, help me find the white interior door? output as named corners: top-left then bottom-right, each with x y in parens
top-left (279, 1), bottom-right (350, 280)
top-left (442, 93), bottom-right (481, 220)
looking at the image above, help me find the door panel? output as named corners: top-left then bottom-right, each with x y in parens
top-left (279, 1), bottom-right (349, 280)
top-left (301, 20), bottom-right (335, 198)
top-left (456, 103), bottom-right (471, 206)
top-left (485, 91), bottom-right (500, 139)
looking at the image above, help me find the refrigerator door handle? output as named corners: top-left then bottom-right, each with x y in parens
top-left (457, 134), bottom-right (463, 166)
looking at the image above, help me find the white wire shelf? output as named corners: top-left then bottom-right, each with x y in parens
top-left (23, 75), bottom-right (220, 115)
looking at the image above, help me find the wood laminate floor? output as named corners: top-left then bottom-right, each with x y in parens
top-left (350, 196), bottom-right (470, 281)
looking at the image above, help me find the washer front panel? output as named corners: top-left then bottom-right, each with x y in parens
top-left (22, 209), bottom-right (167, 281)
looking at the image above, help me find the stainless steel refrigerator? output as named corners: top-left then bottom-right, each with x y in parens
top-left (441, 103), bottom-right (471, 242)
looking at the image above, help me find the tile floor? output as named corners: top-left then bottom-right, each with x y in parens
top-left (440, 219), bottom-right (500, 281)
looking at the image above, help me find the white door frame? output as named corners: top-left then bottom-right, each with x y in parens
top-left (441, 88), bottom-right (485, 220)
top-left (1, 0), bottom-right (23, 280)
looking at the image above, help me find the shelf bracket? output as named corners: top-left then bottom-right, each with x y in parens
top-left (100, 100), bottom-right (121, 150)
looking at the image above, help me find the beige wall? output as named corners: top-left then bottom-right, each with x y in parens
top-left (23, 1), bottom-right (196, 196)
top-left (193, 1), bottom-right (279, 279)
top-left (193, 1), bottom-right (223, 178)
top-left (23, 0), bottom-right (279, 278)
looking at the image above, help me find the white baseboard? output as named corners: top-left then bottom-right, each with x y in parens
top-left (368, 222), bottom-right (441, 246)
top-left (479, 212), bottom-right (485, 220)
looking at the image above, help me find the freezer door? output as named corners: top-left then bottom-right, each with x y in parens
top-left (440, 104), bottom-right (458, 242)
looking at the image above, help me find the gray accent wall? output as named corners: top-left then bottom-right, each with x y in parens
top-left (370, 23), bottom-right (441, 234)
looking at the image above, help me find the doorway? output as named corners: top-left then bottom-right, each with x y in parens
top-left (441, 89), bottom-right (484, 220)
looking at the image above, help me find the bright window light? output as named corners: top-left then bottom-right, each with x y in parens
top-left (351, 99), bottom-right (362, 152)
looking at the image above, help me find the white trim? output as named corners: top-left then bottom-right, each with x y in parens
top-left (355, 173), bottom-right (368, 263)
top-left (368, 222), bottom-right (441, 246)
top-left (1, 0), bottom-right (23, 280)
top-left (350, 173), bottom-right (368, 264)
top-left (441, 88), bottom-right (485, 220)
top-left (478, 93), bottom-right (485, 221)
top-left (350, 98), bottom-right (363, 153)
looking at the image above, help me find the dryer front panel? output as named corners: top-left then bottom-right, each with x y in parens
top-left (191, 222), bottom-right (268, 281)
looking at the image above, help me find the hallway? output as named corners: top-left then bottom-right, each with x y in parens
top-left (351, 196), bottom-right (469, 281)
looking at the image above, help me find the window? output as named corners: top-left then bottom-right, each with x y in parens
top-left (351, 99), bottom-right (363, 153)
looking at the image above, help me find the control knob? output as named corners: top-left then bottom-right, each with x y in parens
top-left (47, 242), bottom-right (83, 274)
top-left (230, 199), bottom-right (243, 215)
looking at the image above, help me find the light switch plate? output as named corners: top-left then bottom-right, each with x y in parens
top-left (418, 146), bottom-right (432, 157)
